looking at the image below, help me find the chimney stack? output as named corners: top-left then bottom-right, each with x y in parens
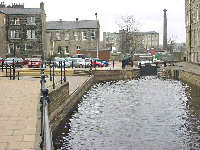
top-left (40, 2), bottom-right (44, 10)
top-left (76, 18), bottom-right (79, 22)
top-left (163, 9), bottom-right (168, 51)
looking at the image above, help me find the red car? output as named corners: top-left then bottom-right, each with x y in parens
top-left (28, 58), bottom-right (42, 68)
top-left (91, 60), bottom-right (102, 67)
top-left (0, 57), bottom-right (3, 66)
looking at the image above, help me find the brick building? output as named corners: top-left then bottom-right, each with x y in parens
top-left (46, 18), bottom-right (100, 58)
top-left (0, 2), bottom-right (46, 58)
top-left (103, 31), bottom-right (159, 54)
top-left (185, 0), bottom-right (200, 63)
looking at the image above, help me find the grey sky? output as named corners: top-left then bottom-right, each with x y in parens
top-left (5, 0), bottom-right (186, 43)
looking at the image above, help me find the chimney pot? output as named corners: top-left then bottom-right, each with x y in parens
top-left (76, 18), bottom-right (79, 22)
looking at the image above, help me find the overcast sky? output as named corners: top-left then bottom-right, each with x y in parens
top-left (5, 0), bottom-right (186, 43)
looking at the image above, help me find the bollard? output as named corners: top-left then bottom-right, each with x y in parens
top-left (50, 63), bottom-right (52, 81)
top-left (64, 61), bottom-right (66, 82)
top-left (60, 61), bottom-right (63, 84)
top-left (72, 61), bottom-right (74, 69)
top-left (1, 61), bottom-right (3, 72)
top-left (9, 65), bottom-right (12, 80)
top-left (12, 59), bottom-right (15, 80)
top-left (18, 72), bottom-right (20, 80)
top-left (6, 64), bottom-right (8, 77)
top-left (113, 60), bottom-right (114, 69)
top-left (52, 62), bottom-right (55, 89)
top-left (94, 60), bottom-right (96, 70)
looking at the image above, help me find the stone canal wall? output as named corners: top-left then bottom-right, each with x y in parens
top-left (48, 69), bottom-right (139, 131)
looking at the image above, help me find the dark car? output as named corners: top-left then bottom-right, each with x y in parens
top-left (4, 57), bottom-right (24, 67)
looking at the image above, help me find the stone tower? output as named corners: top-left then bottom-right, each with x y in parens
top-left (163, 9), bottom-right (167, 51)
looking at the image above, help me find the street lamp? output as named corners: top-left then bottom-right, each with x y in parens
top-left (95, 12), bottom-right (99, 58)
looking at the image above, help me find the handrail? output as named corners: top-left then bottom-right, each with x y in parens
top-left (40, 66), bottom-right (54, 150)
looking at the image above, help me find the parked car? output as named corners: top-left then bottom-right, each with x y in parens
top-left (27, 58), bottom-right (42, 68)
top-left (96, 59), bottom-right (109, 67)
top-left (0, 57), bottom-right (4, 66)
top-left (72, 54), bottom-right (87, 59)
top-left (4, 57), bottom-right (24, 67)
top-left (24, 58), bottom-right (32, 65)
top-left (52, 57), bottom-right (70, 68)
top-left (73, 58), bottom-right (91, 68)
top-left (91, 60), bottom-right (102, 67)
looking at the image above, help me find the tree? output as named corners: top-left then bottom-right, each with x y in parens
top-left (167, 35), bottom-right (177, 53)
top-left (116, 15), bottom-right (140, 55)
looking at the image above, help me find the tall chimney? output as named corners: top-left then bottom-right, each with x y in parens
top-left (40, 2), bottom-right (44, 10)
top-left (163, 9), bottom-right (167, 51)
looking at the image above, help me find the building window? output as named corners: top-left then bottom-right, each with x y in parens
top-left (56, 32), bottom-right (61, 40)
top-left (65, 46), bottom-right (69, 54)
top-left (27, 17), bottom-right (35, 25)
top-left (82, 32), bottom-right (87, 40)
top-left (8, 44), bottom-right (14, 54)
top-left (74, 32), bottom-right (78, 41)
top-left (65, 33), bottom-right (70, 41)
top-left (10, 18), bottom-right (20, 25)
top-left (91, 31), bottom-right (95, 40)
top-left (58, 46), bottom-right (62, 54)
top-left (10, 30), bottom-right (20, 39)
top-left (27, 30), bottom-right (35, 39)
top-left (76, 46), bottom-right (80, 50)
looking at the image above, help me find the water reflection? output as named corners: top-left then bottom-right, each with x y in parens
top-left (53, 77), bottom-right (200, 150)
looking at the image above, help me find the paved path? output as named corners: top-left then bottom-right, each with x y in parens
top-left (0, 71), bottom-right (89, 150)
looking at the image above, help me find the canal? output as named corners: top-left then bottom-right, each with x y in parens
top-left (53, 77), bottom-right (200, 150)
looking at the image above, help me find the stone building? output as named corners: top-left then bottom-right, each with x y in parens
top-left (46, 18), bottom-right (100, 58)
top-left (103, 31), bottom-right (159, 54)
top-left (185, 0), bottom-right (200, 63)
top-left (0, 2), bottom-right (46, 58)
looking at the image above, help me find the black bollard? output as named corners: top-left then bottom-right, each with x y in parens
top-left (1, 61), bottom-right (3, 72)
top-left (53, 62), bottom-right (55, 89)
top-left (94, 60), bottom-right (96, 70)
top-left (113, 60), bottom-right (114, 69)
top-left (18, 72), bottom-right (19, 80)
top-left (12, 59), bottom-right (15, 80)
top-left (64, 61), bottom-right (66, 82)
top-left (9, 65), bottom-right (12, 80)
top-left (72, 61), bottom-right (74, 69)
top-left (60, 61), bottom-right (63, 84)
top-left (6, 64), bottom-right (8, 77)
top-left (50, 63), bottom-right (52, 81)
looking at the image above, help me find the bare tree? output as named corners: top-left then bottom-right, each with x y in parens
top-left (116, 15), bottom-right (141, 54)
top-left (167, 34), bottom-right (177, 53)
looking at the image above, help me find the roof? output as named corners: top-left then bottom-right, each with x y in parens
top-left (46, 20), bottom-right (98, 30)
top-left (0, 8), bottom-right (42, 15)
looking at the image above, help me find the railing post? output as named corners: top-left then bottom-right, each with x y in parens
top-left (9, 65), bottom-right (12, 80)
top-left (113, 60), bottom-right (114, 69)
top-left (50, 60), bottom-right (52, 81)
top-left (6, 64), bottom-right (8, 77)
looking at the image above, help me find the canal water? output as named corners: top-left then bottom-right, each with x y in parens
top-left (53, 77), bottom-right (200, 150)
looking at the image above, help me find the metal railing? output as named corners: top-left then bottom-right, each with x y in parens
top-left (40, 65), bottom-right (54, 150)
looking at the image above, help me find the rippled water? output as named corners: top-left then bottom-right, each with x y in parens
top-left (53, 77), bottom-right (200, 150)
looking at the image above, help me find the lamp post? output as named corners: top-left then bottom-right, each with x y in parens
top-left (95, 13), bottom-right (99, 58)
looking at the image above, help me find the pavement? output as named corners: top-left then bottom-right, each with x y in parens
top-left (0, 70), bottom-right (89, 150)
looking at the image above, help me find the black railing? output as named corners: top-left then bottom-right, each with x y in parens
top-left (40, 66), bottom-right (54, 150)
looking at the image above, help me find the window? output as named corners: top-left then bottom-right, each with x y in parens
top-left (82, 32), bottom-right (87, 40)
top-left (91, 31), bottom-right (95, 40)
top-left (65, 33), bottom-right (70, 41)
top-left (56, 32), bottom-right (61, 40)
top-left (27, 17), bottom-right (35, 25)
top-left (24, 43), bottom-right (33, 51)
top-left (27, 30), bottom-right (35, 39)
top-left (10, 30), bottom-right (20, 39)
top-left (10, 18), bottom-right (20, 25)
top-left (65, 46), bottom-right (69, 54)
top-left (76, 46), bottom-right (80, 50)
top-left (74, 32), bottom-right (78, 41)
top-left (58, 46), bottom-right (62, 54)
